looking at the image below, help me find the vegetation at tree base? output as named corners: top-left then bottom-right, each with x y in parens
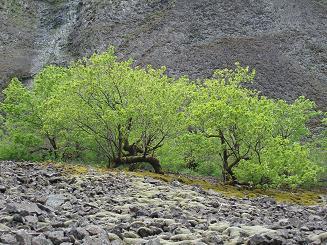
top-left (0, 48), bottom-right (325, 188)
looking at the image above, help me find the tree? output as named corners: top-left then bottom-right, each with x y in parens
top-left (44, 48), bottom-right (189, 173)
top-left (187, 63), bottom-right (321, 187)
top-left (0, 50), bottom-right (322, 187)
top-left (0, 66), bottom-right (69, 160)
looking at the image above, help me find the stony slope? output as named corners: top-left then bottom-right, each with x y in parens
top-left (0, 0), bottom-right (327, 109)
top-left (0, 161), bottom-right (326, 244)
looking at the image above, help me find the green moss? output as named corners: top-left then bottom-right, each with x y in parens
top-left (40, 162), bottom-right (323, 206)
top-left (42, 161), bottom-right (89, 175)
top-left (129, 171), bottom-right (324, 206)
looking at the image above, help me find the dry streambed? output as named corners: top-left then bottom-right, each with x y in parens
top-left (0, 161), bottom-right (326, 245)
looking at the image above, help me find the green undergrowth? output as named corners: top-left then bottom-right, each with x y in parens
top-left (43, 162), bottom-right (324, 206)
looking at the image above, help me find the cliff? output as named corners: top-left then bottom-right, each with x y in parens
top-left (0, 0), bottom-right (326, 108)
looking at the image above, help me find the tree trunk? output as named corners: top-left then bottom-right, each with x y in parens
top-left (225, 166), bottom-right (237, 184)
top-left (113, 156), bottom-right (163, 174)
top-left (48, 137), bottom-right (58, 159)
top-left (220, 131), bottom-right (230, 183)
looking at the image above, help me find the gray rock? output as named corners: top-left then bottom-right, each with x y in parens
top-left (6, 202), bottom-right (43, 216)
top-left (85, 225), bottom-right (103, 236)
top-left (46, 231), bottom-right (69, 245)
top-left (13, 214), bottom-right (25, 223)
top-left (83, 233), bottom-right (110, 245)
top-left (32, 235), bottom-right (53, 245)
top-left (122, 231), bottom-right (139, 239)
top-left (137, 227), bottom-right (152, 238)
top-left (25, 215), bottom-right (38, 224)
top-left (144, 238), bottom-right (160, 245)
top-left (0, 185), bottom-right (6, 193)
top-left (170, 234), bottom-right (198, 241)
top-left (0, 234), bottom-right (17, 244)
top-left (171, 180), bottom-right (182, 187)
top-left (308, 231), bottom-right (327, 244)
top-left (247, 233), bottom-right (284, 245)
top-left (68, 227), bottom-right (88, 240)
top-left (0, 224), bottom-right (10, 232)
top-left (16, 230), bottom-right (32, 245)
top-left (45, 195), bottom-right (66, 209)
top-left (123, 238), bottom-right (146, 245)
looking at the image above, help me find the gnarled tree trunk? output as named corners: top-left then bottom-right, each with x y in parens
top-left (113, 156), bottom-right (163, 174)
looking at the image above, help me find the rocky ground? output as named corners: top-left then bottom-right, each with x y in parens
top-left (0, 161), bottom-right (326, 245)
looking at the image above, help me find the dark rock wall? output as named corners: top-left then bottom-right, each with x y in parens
top-left (0, 0), bottom-right (326, 108)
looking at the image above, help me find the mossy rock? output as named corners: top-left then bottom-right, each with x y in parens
top-left (40, 163), bottom-right (324, 206)
top-left (130, 171), bottom-right (324, 206)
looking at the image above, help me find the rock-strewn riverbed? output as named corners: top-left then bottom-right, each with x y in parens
top-left (0, 161), bottom-right (326, 245)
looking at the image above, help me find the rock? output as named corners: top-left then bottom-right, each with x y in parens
top-left (149, 226), bottom-right (163, 236)
top-left (85, 225), bottom-right (103, 236)
top-left (13, 214), bottom-right (25, 223)
top-left (16, 230), bottom-right (32, 245)
top-left (174, 227), bottom-right (191, 234)
top-left (241, 226), bottom-right (276, 236)
top-left (123, 238), bottom-right (146, 245)
top-left (171, 180), bottom-right (182, 187)
top-left (144, 238), bottom-right (161, 245)
top-left (247, 233), bottom-right (284, 245)
top-left (130, 221), bottom-right (146, 230)
top-left (223, 226), bottom-right (244, 238)
top-left (68, 227), bottom-right (88, 240)
top-left (46, 231), bottom-right (69, 245)
top-left (170, 234), bottom-right (197, 241)
top-left (201, 231), bottom-right (224, 244)
top-left (0, 234), bottom-right (17, 244)
top-left (45, 195), bottom-right (66, 209)
top-left (25, 215), bottom-right (38, 224)
top-left (149, 211), bottom-right (161, 218)
top-left (0, 224), bottom-right (10, 232)
top-left (137, 227), bottom-right (153, 238)
top-left (107, 233), bottom-right (121, 241)
top-left (111, 240), bottom-right (123, 245)
top-left (83, 233), bottom-right (110, 245)
top-left (32, 235), bottom-right (53, 245)
top-left (36, 204), bottom-right (53, 213)
top-left (6, 202), bottom-right (43, 216)
top-left (209, 222), bottom-right (230, 232)
top-left (308, 232), bottom-right (327, 244)
top-left (0, 185), bottom-right (6, 193)
top-left (277, 218), bottom-right (289, 227)
top-left (123, 231), bottom-right (139, 238)
top-left (48, 177), bottom-right (62, 184)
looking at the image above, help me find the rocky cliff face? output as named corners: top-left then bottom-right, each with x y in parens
top-left (0, 0), bottom-right (326, 108)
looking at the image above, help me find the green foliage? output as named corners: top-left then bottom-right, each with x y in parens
top-left (0, 49), bottom-right (324, 188)
top-left (185, 63), bottom-right (322, 187)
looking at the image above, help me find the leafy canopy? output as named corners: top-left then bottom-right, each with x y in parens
top-left (0, 49), bottom-right (324, 187)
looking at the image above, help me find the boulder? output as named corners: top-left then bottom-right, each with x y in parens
top-left (45, 195), bottom-right (66, 209)
top-left (16, 230), bottom-right (32, 245)
top-left (6, 202), bottom-right (43, 216)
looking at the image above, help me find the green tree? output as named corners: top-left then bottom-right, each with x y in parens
top-left (0, 50), bottom-right (323, 187)
top-left (44, 49), bottom-right (189, 172)
top-left (187, 63), bottom-right (321, 187)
